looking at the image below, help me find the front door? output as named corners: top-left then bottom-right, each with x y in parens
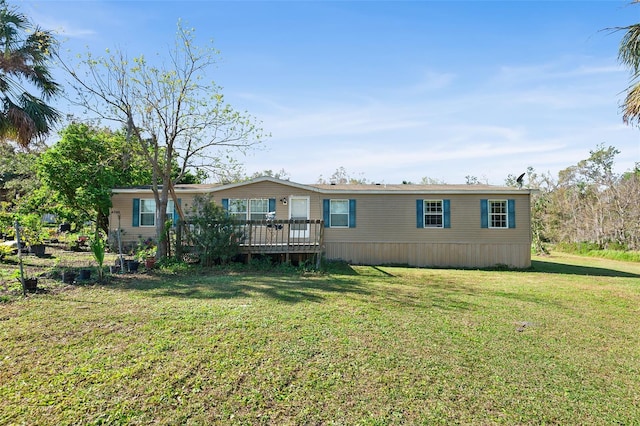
top-left (289, 196), bottom-right (309, 239)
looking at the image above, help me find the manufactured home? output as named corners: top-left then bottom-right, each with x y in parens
top-left (110, 177), bottom-right (532, 268)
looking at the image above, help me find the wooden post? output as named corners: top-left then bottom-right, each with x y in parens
top-left (317, 220), bottom-right (324, 269)
top-left (14, 221), bottom-right (26, 296)
top-left (247, 220), bottom-right (252, 262)
top-left (168, 182), bottom-right (191, 246)
top-left (175, 220), bottom-right (183, 261)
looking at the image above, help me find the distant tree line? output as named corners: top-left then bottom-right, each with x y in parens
top-left (509, 146), bottom-right (640, 253)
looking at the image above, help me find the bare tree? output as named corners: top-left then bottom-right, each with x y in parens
top-left (317, 166), bottom-right (369, 184)
top-left (544, 145), bottom-right (640, 250)
top-left (59, 23), bottom-right (267, 258)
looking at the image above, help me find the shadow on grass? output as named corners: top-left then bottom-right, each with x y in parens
top-left (116, 272), bottom-right (373, 304)
top-left (530, 260), bottom-right (640, 278)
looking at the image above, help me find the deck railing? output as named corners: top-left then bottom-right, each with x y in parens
top-left (232, 219), bottom-right (324, 255)
top-left (175, 219), bottom-right (324, 266)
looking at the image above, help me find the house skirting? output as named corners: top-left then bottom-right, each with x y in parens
top-left (324, 242), bottom-right (531, 269)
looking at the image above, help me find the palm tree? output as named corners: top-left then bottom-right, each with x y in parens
top-left (0, 0), bottom-right (60, 148)
top-left (619, 16), bottom-right (640, 126)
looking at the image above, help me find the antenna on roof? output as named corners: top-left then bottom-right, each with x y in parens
top-left (516, 172), bottom-right (525, 189)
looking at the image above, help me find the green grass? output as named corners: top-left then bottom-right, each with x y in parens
top-left (1, 252), bottom-right (640, 424)
top-left (555, 242), bottom-right (640, 262)
top-left (583, 249), bottom-right (640, 262)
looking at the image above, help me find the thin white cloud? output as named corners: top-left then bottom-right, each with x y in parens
top-left (25, 5), bottom-right (96, 39)
top-left (494, 57), bottom-right (624, 86)
top-left (412, 70), bottom-right (456, 92)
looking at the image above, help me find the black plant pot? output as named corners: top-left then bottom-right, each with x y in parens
top-left (78, 269), bottom-right (91, 280)
top-left (127, 261), bottom-right (140, 273)
top-left (61, 271), bottom-right (76, 284)
top-left (23, 278), bottom-right (38, 292)
top-left (30, 244), bottom-right (46, 257)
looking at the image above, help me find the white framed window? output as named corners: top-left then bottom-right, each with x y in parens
top-left (227, 198), bottom-right (271, 221)
top-left (138, 199), bottom-right (177, 227)
top-left (489, 200), bottom-right (508, 228)
top-left (228, 199), bottom-right (248, 220)
top-left (140, 199), bottom-right (155, 227)
top-left (330, 199), bottom-right (349, 228)
top-left (166, 200), bottom-right (176, 224)
top-left (249, 199), bottom-right (270, 221)
top-left (423, 200), bottom-right (443, 228)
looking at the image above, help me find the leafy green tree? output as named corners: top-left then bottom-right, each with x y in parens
top-left (172, 164), bottom-right (208, 184)
top-left (0, 143), bottom-right (39, 201)
top-left (37, 122), bottom-right (152, 233)
top-left (61, 22), bottom-right (266, 258)
top-left (0, 0), bottom-right (60, 148)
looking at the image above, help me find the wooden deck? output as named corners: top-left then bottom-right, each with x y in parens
top-left (234, 219), bottom-right (324, 265)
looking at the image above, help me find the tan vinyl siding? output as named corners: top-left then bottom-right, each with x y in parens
top-left (323, 193), bottom-right (530, 244)
top-left (210, 181), bottom-right (323, 221)
top-left (109, 192), bottom-right (201, 245)
top-left (322, 192), bottom-right (531, 268)
top-left (110, 178), bottom-right (532, 267)
top-left (325, 242), bottom-right (531, 268)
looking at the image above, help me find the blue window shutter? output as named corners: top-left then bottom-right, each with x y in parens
top-left (349, 199), bottom-right (356, 228)
top-left (132, 198), bottom-right (140, 227)
top-left (480, 199), bottom-right (488, 228)
top-left (173, 199), bottom-right (181, 223)
top-left (323, 199), bottom-right (330, 228)
top-left (443, 199), bottom-right (451, 228)
top-left (508, 199), bottom-right (516, 228)
top-left (269, 198), bottom-right (276, 213)
top-left (416, 200), bottom-right (424, 228)
top-left (221, 198), bottom-right (229, 210)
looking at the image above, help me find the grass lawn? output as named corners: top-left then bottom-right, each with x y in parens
top-left (1, 252), bottom-right (639, 425)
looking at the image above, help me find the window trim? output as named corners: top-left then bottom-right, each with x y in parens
top-left (249, 198), bottom-right (270, 221)
top-left (417, 199), bottom-right (450, 229)
top-left (488, 199), bottom-right (508, 229)
top-left (323, 199), bottom-right (356, 228)
top-left (135, 198), bottom-right (178, 228)
top-left (139, 199), bottom-right (156, 227)
top-left (329, 199), bottom-right (350, 228)
top-left (423, 199), bottom-right (444, 229)
top-left (227, 198), bottom-right (248, 221)
top-left (225, 198), bottom-right (274, 221)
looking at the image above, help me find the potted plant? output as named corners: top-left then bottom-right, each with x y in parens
top-left (90, 232), bottom-right (106, 282)
top-left (11, 264), bottom-right (37, 293)
top-left (136, 247), bottom-right (156, 269)
top-left (21, 276), bottom-right (38, 292)
top-left (135, 238), bottom-right (156, 270)
top-left (20, 214), bottom-right (46, 257)
top-left (13, 219), bottom-right (37, 295)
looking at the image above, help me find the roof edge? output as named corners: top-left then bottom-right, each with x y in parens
top-left (111, 177), bottom-right (533, 195)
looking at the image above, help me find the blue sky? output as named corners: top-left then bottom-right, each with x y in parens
top-left (22, 0), bottom-right (640, 184)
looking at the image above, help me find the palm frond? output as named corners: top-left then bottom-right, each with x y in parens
top-left (619, 24), bottom-right (640, 72)
top-left (622, 82), bottom-right (640, 125)
top-left (0, 1), bottom-right (60, 146)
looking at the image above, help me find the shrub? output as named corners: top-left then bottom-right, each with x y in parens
top-left (0, 244), bottom-right (14, 259)
top-left (555, 242), bottom-right (602, 255)
top-left (184, 195), bottom-right (243, 267)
